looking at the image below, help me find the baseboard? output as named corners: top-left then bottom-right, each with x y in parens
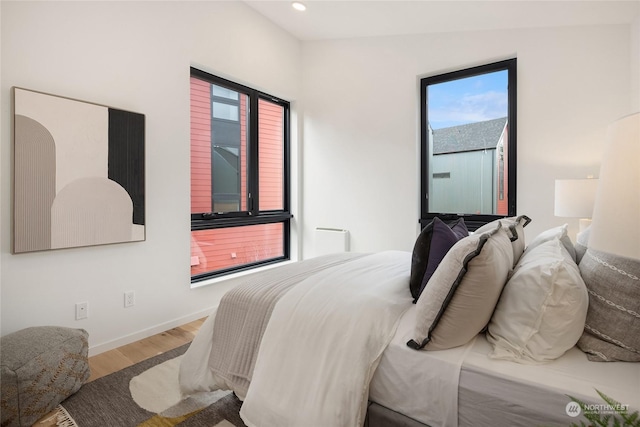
top-left (87, 306), bottom-right (217, 357)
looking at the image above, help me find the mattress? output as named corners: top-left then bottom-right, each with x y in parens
top-left (370, 305), bottom-right (640, 427)
top-left (369, 305), bottom-right (474, 427)
top-left (459, 337), bottom-right (640, 427)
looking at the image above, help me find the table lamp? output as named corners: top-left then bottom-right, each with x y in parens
top-left (554, 178), bottom-right (599, 233)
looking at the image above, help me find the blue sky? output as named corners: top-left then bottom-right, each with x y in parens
top-left (428, 70), bottom-right (508, 129)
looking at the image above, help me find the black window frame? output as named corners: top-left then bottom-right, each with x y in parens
top-left (420, 58), bottom-right (517, 231)
top-left (190, 67), bottom-right (292, 282)
top-left (209, 83), bottom-right (243, 212)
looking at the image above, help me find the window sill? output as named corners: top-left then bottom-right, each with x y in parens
top-left (190, 258), bottom-right (297, 289)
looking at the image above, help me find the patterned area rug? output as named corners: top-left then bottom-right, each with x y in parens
top-left (57, 344), bottom-right (246, 427)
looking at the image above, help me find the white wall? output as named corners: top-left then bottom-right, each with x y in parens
top-left (0, 2), bottom-right (3, 336)
top-left (632, 15), bottom-right (640, 112)
top-left (301, 24), bottom-right (632, 256)
top-left (0, 1), bottom-right (301, 354)
top-left (1, 2), bottom-right (636, 355)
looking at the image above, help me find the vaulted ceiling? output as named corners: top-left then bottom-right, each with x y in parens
top-left (244, 0), bottom-right (640, 41)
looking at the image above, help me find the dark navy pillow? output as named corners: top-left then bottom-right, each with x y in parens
top-left (409, 217), bottom-right (468, 302)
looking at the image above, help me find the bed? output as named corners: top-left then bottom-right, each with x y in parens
top-left (368, 305), bottom-right (640, 427)
top-left (179, 217), bottom-right (640, 427)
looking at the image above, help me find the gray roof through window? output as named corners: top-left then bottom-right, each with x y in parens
top-left (432, 117), bottom-right (507, 154)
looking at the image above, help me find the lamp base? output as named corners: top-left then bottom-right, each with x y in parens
top-left (576, 218), bottom-right (592, 244)
top-left (578, 218), bottom-right (592, 233)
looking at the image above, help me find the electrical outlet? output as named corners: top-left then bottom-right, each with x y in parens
top-left (124, 291), bottom-right (135, 308)
top-left (75, 302), bottom-right (88, 320)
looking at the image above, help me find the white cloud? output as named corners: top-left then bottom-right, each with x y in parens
top-left (430, 90), bottom-right (507, 128)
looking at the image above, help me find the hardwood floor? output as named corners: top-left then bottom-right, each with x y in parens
top-left (34, 317), bottom-right (206, 426)
top-left (87, 317), bottom-right (205, 382)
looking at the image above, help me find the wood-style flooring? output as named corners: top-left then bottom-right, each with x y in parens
top-left (34, 317), bottom-right (206, 426)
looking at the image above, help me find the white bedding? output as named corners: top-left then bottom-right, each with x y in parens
top-left (369, 305), bottom-right (476, 427)
top-left (179, 307), bottom-right (218, 394)
top-left (180, 250), bottom-right (640, 427)
top-left (372, 316), bottom-right (640, 427)
top-left (239, 251), bottom-right (413, 427)
top-left (180, 251), bottom-right (414, 427)
top-left (179, 253), bottom-right (367, 398)
top-left (458, 336), bottom-right (640, 427)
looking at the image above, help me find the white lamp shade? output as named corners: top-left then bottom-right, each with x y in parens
top-left (588, 112), bottom-right (640, 260)
top-left (554, 179), bottom-right (599, 218)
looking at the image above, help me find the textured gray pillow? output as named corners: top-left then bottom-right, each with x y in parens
top-left (577, 248), bottom-right (640, 362)
top-left (408, 223), bottom-right (514, 350)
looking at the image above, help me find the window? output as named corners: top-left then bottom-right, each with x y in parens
top-left (190, 67), bottom-right (291, 282)
top-left (420, 59), bottom-right (517, 230)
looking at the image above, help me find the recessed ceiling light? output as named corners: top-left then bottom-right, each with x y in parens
top-left (292, 1), bottom-right (306, 11)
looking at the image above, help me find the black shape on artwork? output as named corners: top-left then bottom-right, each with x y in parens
top-left (108, 109), bottom-right (145, 225)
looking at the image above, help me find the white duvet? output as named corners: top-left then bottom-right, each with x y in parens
top-left (238, 251), bottom-right (413, 427)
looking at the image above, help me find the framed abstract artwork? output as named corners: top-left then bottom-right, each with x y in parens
top-left (13, 87), bottom-right (145, 253)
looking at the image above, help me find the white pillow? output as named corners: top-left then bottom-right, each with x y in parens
top-left (525, 224), bottom-right (576, 262)
top-left (487, 238), bottom-right (588, 363)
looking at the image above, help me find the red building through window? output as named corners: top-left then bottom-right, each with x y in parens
top-left (190, 74), bottom-right (287, 278)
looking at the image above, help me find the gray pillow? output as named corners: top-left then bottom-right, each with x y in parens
top-left (408, 223), bottom-right (514, 350)
top-left (577, 248), bottom-right (640, 362)
top-left (475, 215), bottom-right (531, 266)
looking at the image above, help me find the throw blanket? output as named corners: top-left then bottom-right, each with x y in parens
top-left (207, 252), bottom-right (367, 397)
top-left (239, 251), bottom-right (413, 427)
top-left (179, 252), bottom-right (367, 397)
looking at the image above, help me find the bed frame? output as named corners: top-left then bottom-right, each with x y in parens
top-left (365, 402), bottom-right (428, 427)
